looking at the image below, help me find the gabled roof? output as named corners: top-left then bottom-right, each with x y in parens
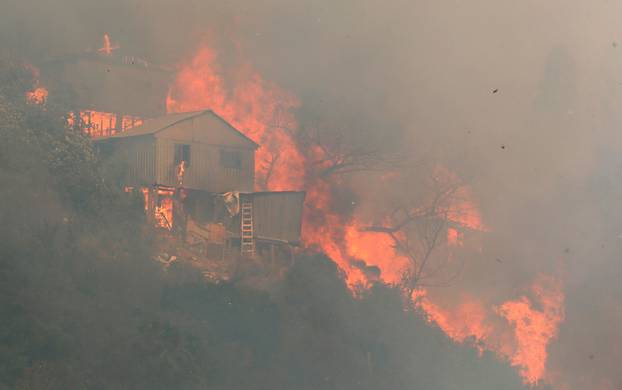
top-left (97, 110), bottom-right (259, 148)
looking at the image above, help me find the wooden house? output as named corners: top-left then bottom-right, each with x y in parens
top-left (96, 110), bottom-right (305, 257)
top-left (40, 40), bottom-right (305, 259)
top-left (98, 110), bottom-right (258, 193)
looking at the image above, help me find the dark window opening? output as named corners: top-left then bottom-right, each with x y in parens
top-left (220, 149), bottom-right (242, 169)
top-left (174, 144), bottom-right (191, 167)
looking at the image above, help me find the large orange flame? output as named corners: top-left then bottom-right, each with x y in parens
top-left (166, 43), bottom-right (565, 387)
top-left (68, 110), bottom-right (143, 137)
top-left (413, 274), bottom-right (565, 386)
top-left (167, 46), bottom-right (305, 191)
top-left (497, 275), bottom-right (565, 384)
top-left (413, 289), bottom-right (493, 351)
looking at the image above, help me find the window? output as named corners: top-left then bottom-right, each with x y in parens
top-left (174, 144), bottom-right (191, 167)
top-left (220, 149), bottom-right (242, 169)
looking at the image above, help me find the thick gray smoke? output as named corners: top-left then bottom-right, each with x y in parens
top-left (2, 1), bottom-right (622, 388)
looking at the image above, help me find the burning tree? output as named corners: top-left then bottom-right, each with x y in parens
top-left (361, 166), bottom-right (479, 292)
top-left (294, 109), bottom-right (405, 179)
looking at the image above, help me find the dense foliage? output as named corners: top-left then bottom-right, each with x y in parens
top-left (0, 59), bottom-right (536, 390)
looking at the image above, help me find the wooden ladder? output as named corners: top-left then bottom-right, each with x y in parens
top-left (240, 200), bottom-right (255, 257)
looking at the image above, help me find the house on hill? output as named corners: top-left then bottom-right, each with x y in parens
top-left (96, 110), bottom-right (304, 258)
top-left (39, 37), bottom-right (304, 260)
top-left (98, 110), bottom-right (258, 193)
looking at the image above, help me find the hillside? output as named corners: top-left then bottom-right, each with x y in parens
top-left (0, 59), bottom-right (536, 390)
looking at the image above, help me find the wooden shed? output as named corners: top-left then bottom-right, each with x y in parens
top-left (240, 192), bottom-right (305, 244)
top-left (98, 110), bottom-right (258, 193)
top-left (185, 191), bottom-right (306, 260)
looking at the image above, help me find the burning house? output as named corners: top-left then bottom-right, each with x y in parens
top-left (36, 35), bottom-right (305, 261)
top-left (40, 34), bottom-right (172, 137)
top-left (96, 110), bottom-right (305, 259)
top-left (99, 110), bottom-right (258, 192)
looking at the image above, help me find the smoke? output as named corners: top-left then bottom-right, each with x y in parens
top-left (3, 0), bottom-right (622, 388)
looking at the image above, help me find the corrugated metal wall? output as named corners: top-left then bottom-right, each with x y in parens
top-left (124, 137), bottom-right (156, 185)
top-left (156, 139), bottom-right (254, 192)
top-left (250, 192), bottom-right (305, 243)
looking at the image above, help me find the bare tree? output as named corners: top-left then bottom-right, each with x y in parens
top-left (297, 122), bottom-right (403, 178)
top-left (362, 171), bottom-right (468, 293)
top-left (254, 104), bottom-right (296, 190)
top-left (258, 148), bottom-right (281, 190)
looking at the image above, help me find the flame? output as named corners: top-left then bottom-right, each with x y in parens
top-left (121, 115), bottom-right (143, 130)
top-left (176, 160), bottom-right (186, 187)
top-left (81, 111), bottom-right (116, 136)
top-left (141, 187), bottom-right (150, 211)
top-left (24, 64), bottom-right (48, 105)
top-left (446, 187), bottom-right (488, 231)
top-left (167, 43), bottom-right (564, 386)
top-left (432, 166), bottom-right (489, 231)
top-left (68, 110), bottom-right (142, 137)
top-left (98, 33), bottom-right (119, 55)
top-left (413, 289), bottom-right (493, 351)
top-left (167, 46), bottom-right (305, 191)
top-left (155, 187), bottom-right (175, 229)
top-left (413, 274), bottom-right (565, 386)
top-left (300, 179), bottom-right (368, 288)
top-left (26, 87), bottom-right (48, 105)
top-left (344, 220), bottom-right (413, 285)
top-left (447, 227), bottom-right (464, 246)
top-left (497, 275), bottom-right (565, 384)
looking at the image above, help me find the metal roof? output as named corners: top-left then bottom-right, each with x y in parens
top-left (96, 110), bottom-right (259, 148)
